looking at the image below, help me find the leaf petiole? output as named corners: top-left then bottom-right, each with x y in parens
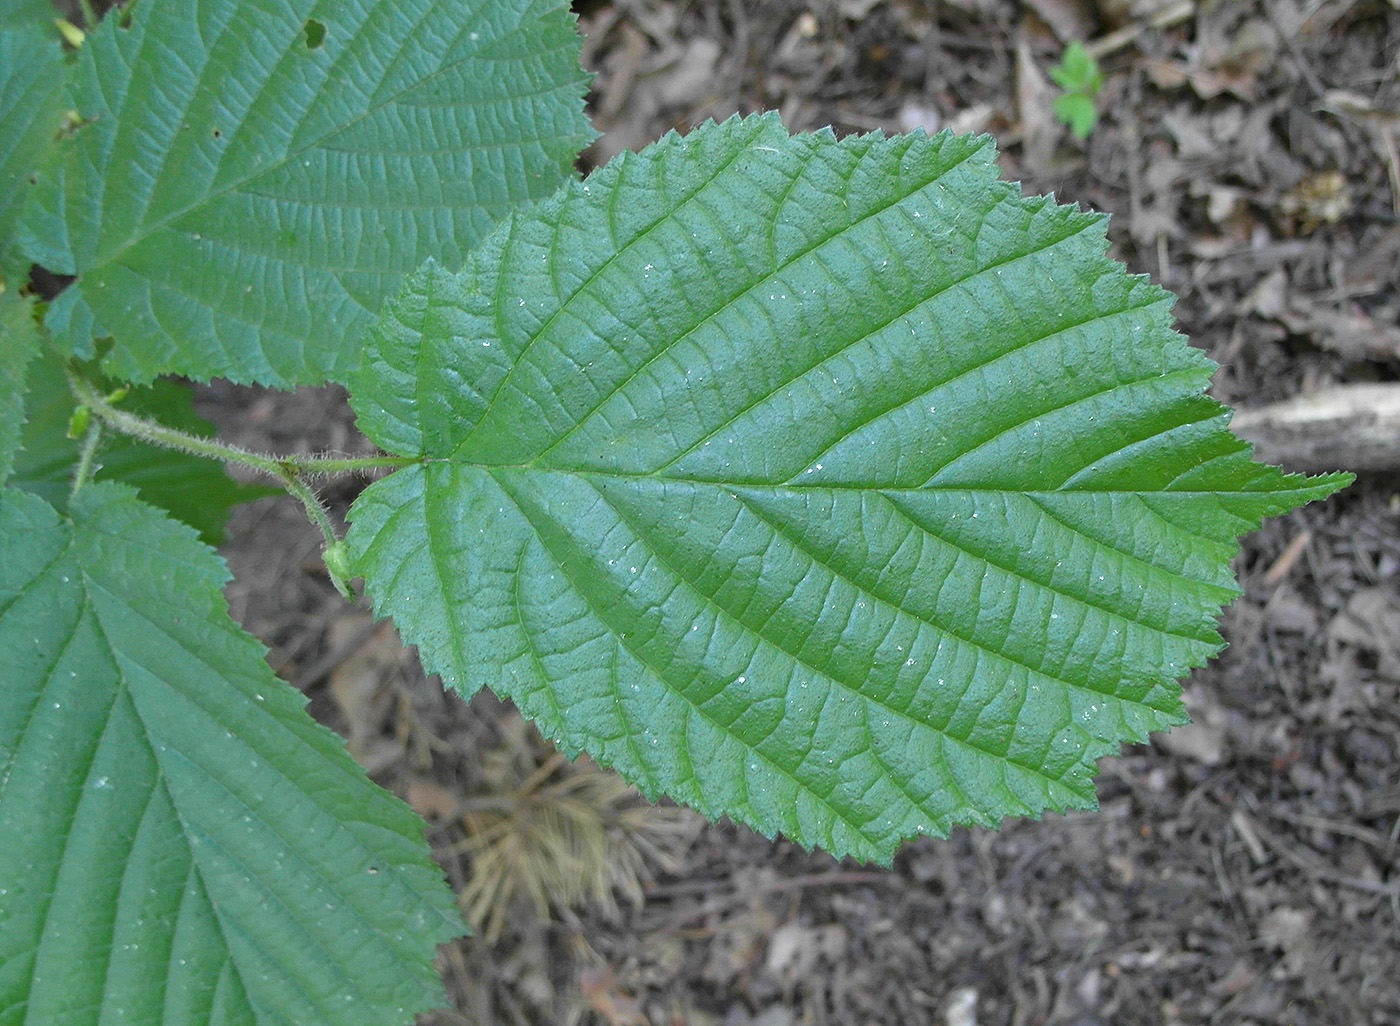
top-left (64, 366), bottom-right (418, 479)
top-left (278, 464), bottom-right (355, 595)
top-left (65, 365), bottom-right (417, 564)
top-left (68, 409), bottom-right (103, 501)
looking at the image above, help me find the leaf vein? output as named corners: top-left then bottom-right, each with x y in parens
top-left (591, 479), bottom-right (1078, 786)
top-left (534, 139), bottom-right (985, 464)
top-left (456, 121), bottom-right (767, 456)
top-left (487, 468), bottom-right (879, 843)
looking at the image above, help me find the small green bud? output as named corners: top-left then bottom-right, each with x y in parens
top-left (323, 541), bottom-right (355, 599)
top-left (66, 405), bottom-right (92, 439)
top-left (55, 18), bottom-right (85, 48)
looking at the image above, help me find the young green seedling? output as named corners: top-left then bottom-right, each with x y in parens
top-left (1052, 40), bottom-right (1105, 139)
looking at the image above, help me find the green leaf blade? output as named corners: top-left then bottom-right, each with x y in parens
top-left (1053, 93), bottom-right (1098, 139)
top-left (0, 293), bottom-right (42, 483)
top-left (348, 114), bottom-right (1350, 862)
top-left (21, 0), bottom-right (594, 387)
top-left (0, 484), bottom-right (463, 1026)
top-left (0, 0), bottom-right (58, 33)
top-left (0, 23), bottom-right (66, 288)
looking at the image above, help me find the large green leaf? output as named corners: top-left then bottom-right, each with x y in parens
top-left (0, 22), bottom-right (65, 288)
top-left (9, 349), bottom-right (276, 543)
top-left (0, 0), bottom-right (55, 35)
top-left (18, 0), bottom-right (594, 387)
top-left (0, 483), bottom-right (463, 1025)
top-left (0, 292), bottom-right (41, 482)
top-left (347, 115), bottom-right (1350, 863)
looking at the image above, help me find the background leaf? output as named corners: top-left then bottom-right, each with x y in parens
top-left (1053, 93), bottom-right (1098, 140)
top-left (19, 0), bottom-right (594, 387)
top-left (9, 349), bottom-right (276, 543)
top-left (0, 21), bottom-right (66, 288)
top-left (0, 483), bottom-right (463, 1026)
top-left (0, 292), bottom-right (40, 482)
top-left (0, 0), bottom-right (56, 35)
top-left (348, 115), bottom-right (1350, 863)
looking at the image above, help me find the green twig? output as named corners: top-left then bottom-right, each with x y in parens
top-left (278, 465), bottom-right (357, 598)
top-left (285, 454), bottom-right (421, 475)
top-left (65, 365), bottom-right (412, 593)
top-left (69, 415), bottom-right (104, 501)
top-left (280, 467), bottom-right (339, 548)
top-left (64, 366), bottom-right (417, 479)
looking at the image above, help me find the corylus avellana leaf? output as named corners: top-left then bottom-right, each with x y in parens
top-left (346, 114), bottom-right (1350, 862)
top-left (0, 484), bottom-right (463, 1025)
top-left (20, 0), bottom-right (594, 386)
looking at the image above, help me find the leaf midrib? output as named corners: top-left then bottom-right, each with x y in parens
top-left (83, 575), bottom-right (430, 1014)
top-left (491, 467), bottom-right (1093, 789)
top-left (581, 469), bottom-right (1197, 710)
top-left (417, 453), bottom-right (1318, 499)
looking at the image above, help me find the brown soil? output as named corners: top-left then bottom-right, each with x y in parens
top-left (201, 2), bottom-right (1400, 1023)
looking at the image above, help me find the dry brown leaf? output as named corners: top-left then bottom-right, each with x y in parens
top-left (1015, 36), bottom-right (1059, 173)
top-left (1161, 106), bottom-right (1215, 159)
top-left (593, 34), bottom-right (724, 162)
top-left (939, 0), bottom-right (1002, 15)
top-left (1264, 586), bottom-right (1320, 635)
top-left (1097, 0), bottom-right (1186, 23)
top-left (405, 777), bottom-right (459, 820)
top-left (1181, 12), bottom-right (1276, 100)
top-left (1203, 183), bottom-right (1248, 224)
top-left (1321, 89), bottom-right (1400, 132)
top-left (764, 921), bottom-right (848, 979)
top-left (1025, 0), bottom-right (1098, 42)
top-left (1258, 907), bottom-right (1315, 977)
top-left (1240, 267), bottom-right (1288, 320)
top-left (1328, 588), bottom-right (1400, 682)
top-left (1320, 90), bottom-right (1400, 213)
top-left (327, 615), bottom-right (400, 762)
top-left (1280, 305), bottom-right (1400, 362)
top-left (897, 101), bottom-right (943, 134)
top-left (837, 0), bottom-right (884, 19)
top-left (1154, 689), bottom-right (1228, 766)
top-left (1344, 224), bottom-right (1400, 293)
top-left (579, 966), bottom-right (649, 1026)
top-left (944, 987), bottom-right (980, 1026)
top-left (1277, 170), bottom-right (1352, 235)
top-left (701, 901), bottom-right (779, 986)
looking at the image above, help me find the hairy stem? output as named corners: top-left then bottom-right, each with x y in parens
top-left (65, 367), bottom-right (418, 478)
top-left (69, 415), bottom-right (104, 501)
top-left (281, 467), bottom-right (339, 548)
top-left (66, 366), bottom-right (416, 570)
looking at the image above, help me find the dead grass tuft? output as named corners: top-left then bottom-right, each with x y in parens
top-left (454, 712), bottom-right (698, 942)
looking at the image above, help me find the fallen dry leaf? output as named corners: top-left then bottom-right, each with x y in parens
top-left (1277, 170), bottom-right (1352, 234)
top-left (327, 615), bottom-right (402, 765)
top-left (1025, 0), bottom-right (1098, 42)
top-left (1328, 587), bottom-right (1400, 681)
top-left (405, 777), bottom-right (459, 820)
top-left (1015, 35), bottom-right (1060, 173)
top-left (1154, 689), bottom-right (1229, 766)
top-left (579, 966), bottom-right (649, 1026)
